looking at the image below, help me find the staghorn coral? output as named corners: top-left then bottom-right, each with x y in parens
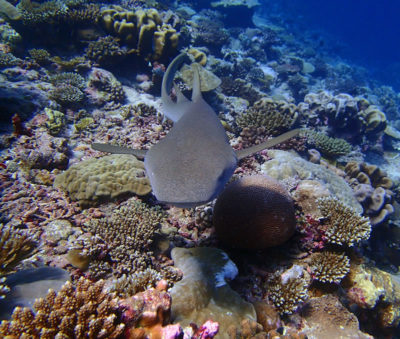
top-left (268, 265), bottom-right (309, 315)
top-left (236, 97), bottom-right (298, 136)
top-left (309, 251), bottom-right (350, 283)
top-left (0, 277), bottom-right (125, 338)
top-left (317, 196), bottom-right (371, 246)
top-left (304, 129), bottom-right (352, 156)
top-left (85, 35), bottom-right (125, 66)
top-left (213, 175), bottom-right (296, 249)
top-left (54, 154), bottom-right (151, 207)
top-left (0, 223), bottom-right (36, 275)
top-left (48, 72), bottom-right (86, 90)
top-left (82, 198), bottom-right (165, 277)
top-left (100, 6), bottom-right (179, 61)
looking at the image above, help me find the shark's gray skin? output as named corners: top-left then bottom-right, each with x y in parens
top-left (92, 53), bottom-right (299, 207)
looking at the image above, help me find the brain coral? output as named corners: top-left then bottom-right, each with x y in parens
top-left (54, 154), bottom-right (151, 206)
top-left (213, 175), bottom-right (296, 249)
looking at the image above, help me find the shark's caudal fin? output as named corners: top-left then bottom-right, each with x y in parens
top-left (235, 129), bottom-right (301, 160)
top-left (161, 53), bottom-right (191, 122)
top-left (91, 143), bottom-right (147, 160)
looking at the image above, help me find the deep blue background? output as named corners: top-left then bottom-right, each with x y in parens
top-left (261, 0), bottom-right (400, 89)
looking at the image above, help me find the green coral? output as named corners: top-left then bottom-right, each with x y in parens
top-left (48, 72), bottom-right (86, 89)
top-left (45, 107), bottom-right (65, 136)
top-left (50, 84), bottom-right (85, 106)
top-left (85, 36), bottom-right (124, 66)
top-left (17, 0), bottom-right (67, 25)
top-left (0, 51), bottom-right (19, 68)
top-left (28, 48), bottom-right (51, 64)
top-left (236, 97), bottom-right (298, 136)
top-left (317, 196), bottom-right (371, 246)
top-left (51, 56), bottom-right (86, 71)
top-left (74, 117), bottom-right (94, 132)
top-left (304, 129), bottom-right (352, 156)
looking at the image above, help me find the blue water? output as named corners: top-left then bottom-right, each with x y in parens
top-left (260, 0), bottom-right (400, 90)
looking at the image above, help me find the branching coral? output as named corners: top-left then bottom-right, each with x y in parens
top-left (17, 0), bottom-right (67, 25)
top-left (236, 98), bottom-right (298, 136)
top-left (48, 72), bottom-right (86, 90)
top-left (0, 224), bottom-right (36, 274)
top-left (50, 84), bottom-right (85, 106)
top-left (0, 277), bottom-right (125, 338)
top-left (304, 129), bottom-right (352, 156)
top-left (317, 197), bottom-right (371, 246)
top-left (85, 36), bottom-right (125, 66)
top-left (0, 51), bottom-right (20, 68)
top-left (268, 265), bottom-right (309, 315)
top-left (82, 198), bottom-right (165, 277)
top-left (28, 48), bottom-right (51, 64)
top-left (309, 251), bottom-right (350, 283)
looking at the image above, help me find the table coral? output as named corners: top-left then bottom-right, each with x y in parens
top-left (213, 175), bottom-right (296, 249)
top-left (317, 196), bottom-right (371, 246)
top-left (0, 277), bottom-right (125, 338)
top-left (304, 129), bottom-right (352, 157)
top-left (54, 154), bottom-right (151, 207)
top-left (170, 247), bottom-right (256, 337)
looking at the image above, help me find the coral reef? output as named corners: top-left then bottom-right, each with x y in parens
top-left (44, 107), bottom-right (65, 136)
top-left (317, 196), bottom-right (371, 246)
top-left (28, 48), bottom-right (51, 64)
top-left (304, 129), bottom-right (352, 156)
top-left (267, 265), bottom-right (309, 315)
top-left (345, 161), bottom-right (394, 225)
top-left (213, 175), bottom-right (296, 249)
top-left (262, 150), bottom-right (362, 213)
top-left (0, 224), bottom-right (36, 274)
top-left (300, 295), bottom-right (372, 338)
top-left (0, 51), bottom-right (19, 68)
top-left (48, 72), bottom-right (86, 90)
top-left (236, 97), bottom-right (298, 136)
top-left (0, 277), bottom-right (125, 338)
top-left (179, 63), bottom-right (221, 92)
top-left (100, 6), bottom-right (179, 60)
top-left (170, 247), bottom-right (256, 337)
top-left (50, 84), bottom-right (85, 106)
top-left (85, 36), bottom-right (125, 66)
top-left (308, 251), bottom-right (350, 283)
top-left (54, 154), bottom-right (151, 206)
top-left (82, 198), bottom-right (164, 277)
top-left (17, 0), bottom-right (67, 25)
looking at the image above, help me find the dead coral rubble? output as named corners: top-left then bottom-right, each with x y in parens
top-left (0, 277), bottom-right (125, 338)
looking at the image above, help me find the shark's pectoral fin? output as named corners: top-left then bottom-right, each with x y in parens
top-left (91, 143), bottom-right (147, 160)
top-left (235, 129), bottom-right (301, 160)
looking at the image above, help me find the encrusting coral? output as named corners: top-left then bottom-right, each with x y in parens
top-left (308, 251), bottom-right (350, 283)
top-left (0, 277), bottom-right (125, 338)
top-left (213, 175), bottom-right (296, 249)
top-left (317, 196), bottom-right (371, 246)
top-left (54, 154), bottom-right (151, 207)
top-left (0, 223), bottom-right (36, 275)
top-left (82, 198), bottom-right (165, 277)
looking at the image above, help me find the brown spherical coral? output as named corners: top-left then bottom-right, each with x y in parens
top-left (317, 197), bottom-right (371, 246)
top-left (213, 175), bottom-right (296, 249)
top-left (309, 251), bottom-right (350, 283)
top-left (0, 277), bottom-right (125, 338)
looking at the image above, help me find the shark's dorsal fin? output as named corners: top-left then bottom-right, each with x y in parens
top-left (91, 143), bottom-right (147, 160)
top-left (235, 129), bottom-right (300, 160)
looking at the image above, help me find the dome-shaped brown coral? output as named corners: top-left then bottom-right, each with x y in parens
top-left (213, 175), bottom-right (296, 249)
